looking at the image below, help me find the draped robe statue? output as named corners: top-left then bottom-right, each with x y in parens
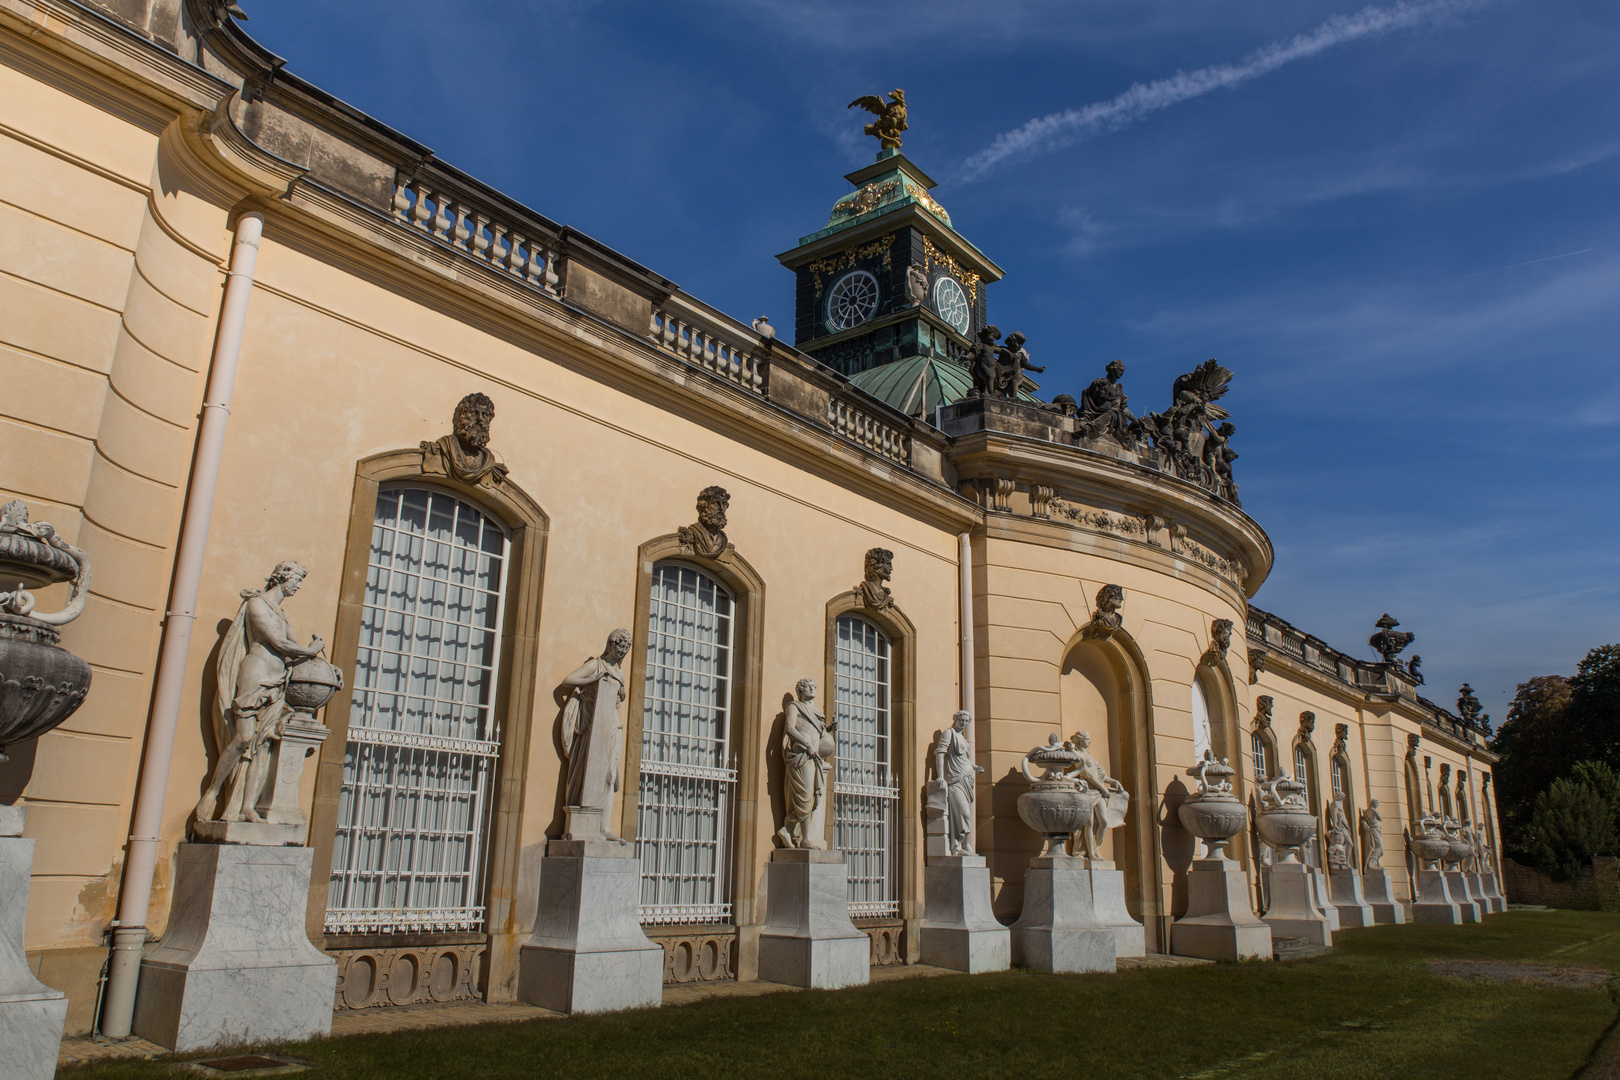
top-left (934, 710), bottom-right (983, 856)
top-left (776, 678), bottom-right (835, 849)
top-left (561, 628), bottom-right (633, 840)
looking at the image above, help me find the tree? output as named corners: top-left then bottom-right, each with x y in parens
top-left (1570, 645), bottom-right (1620, 768)
top-left (1491, 675), bottom-right (1574, 853)
top-left (1524, 770), bottom-right (1618, 882)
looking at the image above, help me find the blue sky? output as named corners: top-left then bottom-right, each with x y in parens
top-left (244, 0), bottom-right (1619, 716)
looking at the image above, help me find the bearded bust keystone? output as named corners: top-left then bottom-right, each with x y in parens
top-left (678, 485), bottom-right (731, 558)
top-left (421, 392), bottom-right (509, 488)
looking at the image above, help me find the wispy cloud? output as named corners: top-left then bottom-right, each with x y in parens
top-left (959, 0), bottom-right (1491, 181)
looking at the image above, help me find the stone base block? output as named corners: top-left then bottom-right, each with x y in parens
top-left (1309, 871), bottom-right (1341, 932)
top-left (1263, 862), bottom-right (1332, 948)
top-left (1443, 872), bottom-right (1482, 923)
top-left (1328, 871), bottom-right (1376, 928)
top-left (1009, 854), bottom-right (1117, 974)
top-left (1411, 869), bottom-right (1465, 924)
top-left (1173, 857), bottom-right (1272, 962)
top-left (517, 844), bottom-right (661, 1014)
top-left (1088, 862), bottom-right (1147, 959)
top-left (1478, 873), bottom-right (1507, 914)
top-left (190, 819), bottom-right (305, 846)
top-left (1, 831), bottom-right (68, 1080)
top-left (757, 849), bottom-right (869, 990)
top-left (1359, 869), bottom-right (1406, 924)
top-left (921, 856), bottom-right (1009, 973)
top-left (1464, 874), bottom-right (1501, 915)
top-left (132, 843), bottom-right (335, 1051)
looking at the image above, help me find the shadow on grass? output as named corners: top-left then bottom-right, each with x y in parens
top-left (62, 911), bottom-right (1620, 1080)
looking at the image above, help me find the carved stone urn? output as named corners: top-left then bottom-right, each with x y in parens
top-left (0, 501), bottom-right (92, 760)
top-left (1254, 776), bottom-right (1315, 863)
top-left (1443, 830), bottom-right (1473, 871)
top-left (1408, 822), bottom-right (1450, 870)
top-left (1017, 737), bottom-right (1096, 857)
top-left (1178, 755), bottom-right (1247, 859)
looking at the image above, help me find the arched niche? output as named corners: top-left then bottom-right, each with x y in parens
top-left (1329, 727), bottom-right (1359, 870)
top-left (1292, 717), bottom-right (1322, 868)
top-left (619, 533), bottom-right (766, 934)
top-left (307, 447), bottom-right (550, 1001)
top-left (1057, 630), bottom-right (1163, 948)
top-left (1403, 737), bottom-right (1424, 825)
top-left (1193, 662), bottom-right (1248, 862)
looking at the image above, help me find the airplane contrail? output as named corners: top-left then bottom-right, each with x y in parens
top-left (959, 0), bottom-right (1491, 182)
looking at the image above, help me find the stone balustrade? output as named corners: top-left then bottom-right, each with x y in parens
top-left (827, 393), bottom-right (910, 465)
top-left (648, 297), bottom-right (767, 395)
top-left (392, 174), bottom-right (562, 294)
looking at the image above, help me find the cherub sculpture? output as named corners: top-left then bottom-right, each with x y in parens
top-left (848, 89), bottom-right (908, 150)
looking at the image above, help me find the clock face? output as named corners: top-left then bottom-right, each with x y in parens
top-left (827, 270), bottom-right (880, 332)
top-left (932, 276), bottom-right (971, 335)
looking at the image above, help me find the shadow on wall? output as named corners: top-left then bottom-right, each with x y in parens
top-left (189, 619), bottom-right (233, 821)
top-left (1159, 776), bottom-right (1195, 918)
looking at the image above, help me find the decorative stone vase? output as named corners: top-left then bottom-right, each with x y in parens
top-left (0, 501), bottom-right (92, 760)
top-left (1444, 835), bottom-right (1472, 870)
top-left (285, 655), bottom-right (343, 714)
top-left (1179, 794), bottom-right (1249, 859)
top-left (1408, 832), bottom-right (1449, 869)
top-left (1255, 778), bottom-right (1316, 863)
top-left (1016, 738), bottom-right (1094, 856)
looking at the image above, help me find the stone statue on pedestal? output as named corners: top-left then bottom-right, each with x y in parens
top-left (1360, 800), bottom-right (1385, 871)
top-left (932, 710), bottom-right (982, 856)
top-left (561, 628), bottom-right (633, 841)
top-left (1063, 731), bottom-right (1129, 860)
top-left (1326, 798), bottom-right (1354, 871)
top-left (195, 561), bottom-right (326, 825)
top-left (1076, 359), bottom-right (1138, 446)
top-left (776, 678), bottom-right (836, 849)
top-left (995, 332), bottom-right (1044, 398)
top-left (964, 325), bottom-right (1001, 398)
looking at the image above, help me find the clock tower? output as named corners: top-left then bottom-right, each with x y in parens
top-left (777, 147), bottom-right (1005, 417)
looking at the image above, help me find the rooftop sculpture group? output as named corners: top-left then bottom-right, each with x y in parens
top-left (1054, 356), bottom-right (1242, 505)
top-left (965, 325), bottom-right (1046, 400)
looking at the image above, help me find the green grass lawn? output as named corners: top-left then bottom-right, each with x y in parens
top-left (65, 910), bottom-right (1619, 1080)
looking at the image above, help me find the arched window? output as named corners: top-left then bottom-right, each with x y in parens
top-left (1331, 758), bottom-right (1346, 802)
top-left (637, 563), bottom-right (736, 924)
top-left (1294, 744), bottom-right (1311, 804)
top-left (1191, 678), bottom-right (1212, 764)
top-left (327, 485), bottom-right (511, 934)
top-left (832, 614), bottom-right (897, 916)
top-left (1251, 732), bottom-right (1268, 782)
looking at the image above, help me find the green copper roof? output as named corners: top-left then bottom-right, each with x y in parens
top-left (849, 355), bottom-right (1040, 419)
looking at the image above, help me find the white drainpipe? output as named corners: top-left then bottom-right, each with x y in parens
top-left (959, 531), bottom-right (976, 852)
top-left (101, 210), bottom-right (264, 1038)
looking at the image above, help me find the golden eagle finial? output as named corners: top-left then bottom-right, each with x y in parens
top-left (848, 89), bottom-right (907, 150)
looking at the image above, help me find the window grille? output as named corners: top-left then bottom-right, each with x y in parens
top-left (1295, 746), bottom-right (1311, 802)
top-left (1251, 733), bottom-right (1268, 781)
top-left (1331, 758), bottom-right (1346, 802)
top-left (636, 563), bottom-right (736, 924)
top-left (326, 486), bottom-right (509, 935)
top-left (833, 615), bottom-right (898, 916)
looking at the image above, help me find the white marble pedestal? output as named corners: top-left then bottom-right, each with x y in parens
top-left (1360, 869), bottom-right (1407, 924)
top-left (1087, 860), bottom-right (1146, 959)
top-left (517, 839), bottom-right (662, 1014)
top-left (1443, 871), bottom-right (1482, 922)
top-left (1328, 871), bottom-right (1376, 928)
top-left (921, 855), bottom-right (1009, 973)
top-left (758, 849), bottom-right (869, 989)
top-left (1172, 856), bottom-right (1272, 961)
top-left (1465, 873), bottom-right (1500, 914)
top-left (1308, 871), bottom-right (1341, 932)
top-left (132, 843), bottom-right (335, 1051)
top-left (1262, 861), bottom-right (1332, 948)
top-left (1478, 873), bottom-right (1506, 913)
top-left (1412, 869), bottom-right (1465, 924)
top-left (0, 810), bottom-right (68, 1080)
top-left (1010, 854), bottom-right (1117, 973)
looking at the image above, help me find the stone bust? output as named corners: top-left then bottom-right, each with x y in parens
top-left (1086, 584), bottom-right (1125, 638)
top-left (421, 392), bottom-right (508, 488)
top-left (678, 485), bottom-right (730, 558)
top-left (856, 547), bottom-right (894, 610)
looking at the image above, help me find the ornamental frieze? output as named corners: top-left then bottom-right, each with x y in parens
top-left (807, 234), bottom-right (895, 293)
